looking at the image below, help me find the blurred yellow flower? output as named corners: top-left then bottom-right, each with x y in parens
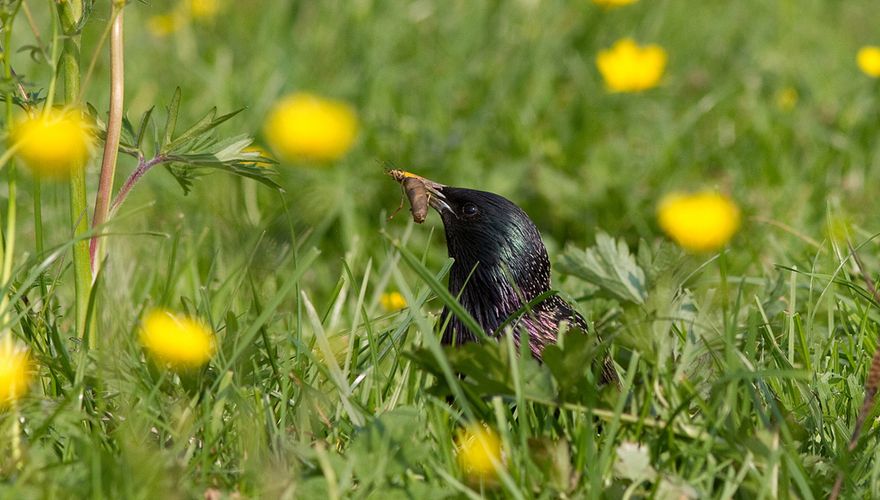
top-left (826, 213), bottom-right (853, 244)
top-left (139, 310), bottom-right (216, 368)
top-left (857, 46), bottom-right (880, 78)
top-left (596, 38), bottom-right (667, 93)
top-left (657, 191), bottom-right (740, 253)
top-left (592, 0), bottom-right (638, 7)
top-left (775, 86), bottom-right (798, 111)
top-left (0, 338), bottom-right (31, 406)
top-left (11, 109), bottom-right (92, 178)
top-left (188, 0), bottom-right (220, 20)
top-left (380, 292), bottom-right (407, 312)
top-left (263, 93), bottom-right (358, 163)
top-left (147, 13), bottom-right (182, 37)
top-left (456, 423), bottom-right (503, 481)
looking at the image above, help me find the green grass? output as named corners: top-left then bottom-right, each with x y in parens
top-left (4, 0), bottom-right (880, 497)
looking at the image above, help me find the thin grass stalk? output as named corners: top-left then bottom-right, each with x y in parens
top-left (2, 160), bottom-right (16, 290)
top-left (23, 2), bottom-right (48, 285)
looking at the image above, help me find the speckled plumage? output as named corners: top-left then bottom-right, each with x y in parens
top-left (432, 186), bottom-right (619, 386)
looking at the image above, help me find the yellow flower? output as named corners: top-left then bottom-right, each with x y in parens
top-left (11, 109), bottom-right (92, 178)
top-left (592, 0), bottom-right (638, 7)
top-left (380, 292), bottom-right (407, 312)
top-left (188, 0), bottom-right (220, 20)
top-left (775, 86), bottom-right (798, 111)
top-left (0, 338), bottom-right (31, 406)
top-left (596, 38), bottom-right (667, 93)
top-left (456, 423), bottom-right (504, 481)
top-left (139, 309), bottom-right (216, 368)
top-left (263, 93), bottom-right (358, 163)
top-left (657, 191), bottom-right (741, 253)
top-left (147, 13), bottom-right (182, 37)
top-left (857, 46), bottom-right (880, 78)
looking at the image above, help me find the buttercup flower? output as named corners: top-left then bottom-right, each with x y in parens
top-left (0, 338), bottom-right (31, 406)
top-left (456, 423), bottom-right (504, 481)
top-left (657, 191), bottom-right (740, 253)
top-left (188, 0), bottom-right (220, 20)
top-left (139, 309), bottom-right (216, 368)
top-left (263, 93), bottom-right (358, 163)
top-left (11, 109), bottom-right (92, 178)
top-left (826, 213), bottom-right (853, 244)
top-left (596, 38), bottom-right (667, 93)
top-left (857, 46), bottom-right (880, 78)
top-left (592, 0), bottom-right (638, 7)
top-left (775, 86), bottom-right (798, 111)
top-left (148, 0), bottom-right (217, 36)
top-left (147, 13), bottom-right (183, 38)
top-left (380, 292), bottom-right (407, 312)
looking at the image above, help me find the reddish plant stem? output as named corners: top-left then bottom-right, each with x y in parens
top-left (89, 7), bottom-right (124, 274)
top-left (109, 155), bottom-right (167, 216)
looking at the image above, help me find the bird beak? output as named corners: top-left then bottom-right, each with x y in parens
top-left (387, 169), bottom-right (454, 216)
top-left (425, 184), bottom-right (453, 215)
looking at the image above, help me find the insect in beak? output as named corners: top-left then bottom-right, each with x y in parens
top-left (386, 169), bottom-right (453, 223)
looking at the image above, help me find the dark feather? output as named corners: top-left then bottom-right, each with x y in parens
top-left (433, 186), bottom-right (619, 386)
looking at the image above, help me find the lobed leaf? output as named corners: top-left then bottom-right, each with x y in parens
top-left (559, 232), bottom-right (648, 304)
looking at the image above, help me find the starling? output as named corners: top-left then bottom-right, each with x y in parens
top-left (389, 171), bottom-right (619, 385)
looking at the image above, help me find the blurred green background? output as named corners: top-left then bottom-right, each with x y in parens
top-left (18, 0), bottom-right (880, 280)
top-left (7, 0), bottom-right (880, 496)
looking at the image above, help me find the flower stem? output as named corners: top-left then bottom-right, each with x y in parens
top-left (42, 0), bottom-right (60, 115)
top-left (33, 181), bottom-right (43, 255)
top-left (2, 166), bottom-right (17, 288)
top-left (90, 5), bottom-right (124, 274)
top-left (58, 0), bottom-right (92, 344)
top-left (33, 180), bottom-right (46, 298)
top-left (110, 155), bottom-right (166, 216)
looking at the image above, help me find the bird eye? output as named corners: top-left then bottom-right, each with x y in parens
top-left (461, 203), bottom-right (479, 218)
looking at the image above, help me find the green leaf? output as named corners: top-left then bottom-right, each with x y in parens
top-left (161, 87), bottom-right (181, 150)
top-left (528, 437), bottom-right (573, 494)
top-left (636, 237), bottom-right (682, 285)
top-left (85, 102), bottom-right (104, 129)
top-left (12, 89), bottom-right (44, 110)
top-left (349, 407), bottom-right (430, 487)
top-left (162, 106), bottom-right (244, 154)
top-left (406, 339), bottom-right (556, 404)
top-left (120, 113), bottom-right (136, 147)
top-left (163, 163), bottom-right (195, 194)
top-left (17, 44), bottom-right (47, 64)
top-left (558, 232), bottom-right (647, 304)
top-left (614, 442), bottom-right (655, 481)
top-left (135, 106), bottom-right (154, 150)
top-left (541, 330), bottom-right (608, 405)
top-left (163, 135), bottom-right (281, 192)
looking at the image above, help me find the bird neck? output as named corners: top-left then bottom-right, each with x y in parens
top-left (447, 244), bottom-right (552, 334)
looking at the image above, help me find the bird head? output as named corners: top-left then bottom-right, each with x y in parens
top-left (429, 186), bottom-right (551, 295)
top-left (389, 170), bottom-right (552, 333)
